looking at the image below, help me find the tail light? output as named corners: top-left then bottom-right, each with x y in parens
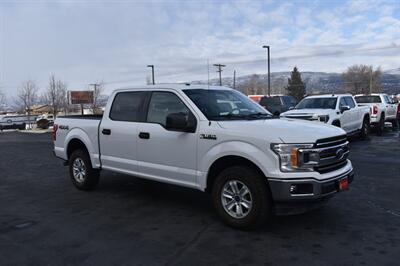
top-left (372, 105), bottom-right (378, 115)
top-left (52, 124), bottom-right (58, 141)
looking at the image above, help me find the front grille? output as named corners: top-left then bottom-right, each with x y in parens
top-left (314, 135), bottom-right (349, 174)
top-left (285, 115), bottom-right (315, 121)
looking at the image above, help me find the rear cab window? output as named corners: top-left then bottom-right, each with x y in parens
top-left (109, 91), bottom-right (148, 122)
top-left (355, 96), bottom-right (382, 103)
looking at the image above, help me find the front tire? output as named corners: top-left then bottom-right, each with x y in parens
top-left (212, 166), bottom-right (273, 230)
top-left (69, 149), bottom-right (100, 190)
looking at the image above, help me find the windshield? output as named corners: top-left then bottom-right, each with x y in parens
top-left (183, 89), bottom-right (272, 120)
top-left (296, 97), bottom-right (337, 109)
top-left (355, 96), bottom-right (381, 103)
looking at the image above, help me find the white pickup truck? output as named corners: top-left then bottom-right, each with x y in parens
top-left (354, 93), bottom-right (399, 135)
top-left (53, 85), bottom-right (354, 229)
top-left (281, 94), bottom-right (370, 138)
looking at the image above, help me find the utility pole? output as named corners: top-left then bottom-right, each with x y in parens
top-left (369, 67), bottom-right (373, 94)
top-left (213, 64), bottom-right (226, 86)
top-left (147, 65), bottom-right (155, 85)
top-left (233, 70), bottom-right (236, 89)
top-left (262, 45), bottom-right (271, 96)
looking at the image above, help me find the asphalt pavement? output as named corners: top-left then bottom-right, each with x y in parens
top-left (0, 129), bottom-right (399, 266)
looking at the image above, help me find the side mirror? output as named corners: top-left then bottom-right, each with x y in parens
top-left (340, 105), bottom-right (350, 113)
top-left (289, 106), bottom-right (294, 110)
top-left (166, 112), bottom-right (196, 133)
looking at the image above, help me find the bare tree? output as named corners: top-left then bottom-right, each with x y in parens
top-left (44, 74), bottom-right (68, 117)
top-left (16, 80), bottom-right (38, 129)
top-left (90, 81), bottom-right (105, 114)
top-left (342, 65), bottom-right (382, 94)
top-left (244, 75), bottom-right (265, 95)
top-left (0, 89), bottom-right (6, 112)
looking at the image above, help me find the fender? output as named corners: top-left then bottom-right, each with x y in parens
top-left (197, 140), bottom-right (279, 190)
top-left (64, 127), bottom-right (101, 168)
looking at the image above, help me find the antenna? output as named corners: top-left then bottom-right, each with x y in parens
top-left (207, 59), bottom-right (210, 89)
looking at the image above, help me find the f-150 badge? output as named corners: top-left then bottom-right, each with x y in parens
top-left (200, 134), bottom-right (217, 140)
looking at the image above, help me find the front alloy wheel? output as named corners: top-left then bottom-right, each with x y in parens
top-left (221, 180), bottom-right (253, 219)
top-left (212, 166), bottom-right (272, 230)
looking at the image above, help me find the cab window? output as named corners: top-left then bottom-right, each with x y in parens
top-left (344, 97), bottom-right (356, 108)
top-left (147, 92), bottom-right (193, 127)
top-left (109, 91), bottom-right (148, 122)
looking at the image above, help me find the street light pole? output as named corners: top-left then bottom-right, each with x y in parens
top-left (262, 45), bottom-right (271, 96)
top-left (147, 65), bottom-right (155, 85)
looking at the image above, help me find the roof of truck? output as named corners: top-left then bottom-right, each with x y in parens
top-left (305, 94), bottom-right (352, 98)
top-left (115, 84), bottom-right (232, 92)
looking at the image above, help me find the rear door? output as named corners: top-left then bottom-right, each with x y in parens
top-left (136, 90), bottom-right (198, 187)
top-left (383, 95), bottom-right (396, 119)
top-left (99, 91), bottom-right (149, 173)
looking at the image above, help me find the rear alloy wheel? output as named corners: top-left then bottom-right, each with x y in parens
top-left (212, 166), bottom-right (272, 230)
top-left (69, 149), bottom-right (100, 190)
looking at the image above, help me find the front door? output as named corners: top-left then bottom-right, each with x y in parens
top-left (338, 97), bottom-right (352, 132)
top-left (137, 91), bottom-right (198, 187)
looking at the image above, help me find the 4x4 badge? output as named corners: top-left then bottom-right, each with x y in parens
top-left (200, 134), bottom-right (217, 140)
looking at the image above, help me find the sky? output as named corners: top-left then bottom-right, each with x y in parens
top-left (0, 0), bottom-right (399, 97)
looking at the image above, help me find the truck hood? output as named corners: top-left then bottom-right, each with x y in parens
top-left (281, 108), bottom-right (335, 117)
top-left (217, 118), bottom-right (345, 143)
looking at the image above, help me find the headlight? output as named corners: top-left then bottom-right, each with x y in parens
top-left (318, 115), bottom-right (330, 123)
top-left (271, 143), bottom-right (319, 172)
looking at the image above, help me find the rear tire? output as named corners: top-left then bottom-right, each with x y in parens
top-left (376, 115), bottom-right (385, 136)
top-left (359, 117), bottom-right (369, 139)
top-left (212, 166), bottom-right (273, 230)
top-left (69, 149), bottom-right (100, 190)
top-left (391, 119), bottom-right (398, 130)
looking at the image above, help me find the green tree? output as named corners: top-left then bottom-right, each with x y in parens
top-left (286, 67), bottom-right (306, 101)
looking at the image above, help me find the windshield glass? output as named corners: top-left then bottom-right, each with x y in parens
top-left (355, 96), bottom-right (382, 103)
top-left (296, 97), bottom-right (337, 109)
top-left (183, 89), bottom-right (272, 120)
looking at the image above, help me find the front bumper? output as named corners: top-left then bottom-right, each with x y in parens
top-left (268, 168), bottom-right (354, 202)
top-left (269, 168), bottom-right (354, 215)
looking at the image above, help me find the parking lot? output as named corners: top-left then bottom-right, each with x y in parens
top-left (0, 130), bottom-right (399, 266)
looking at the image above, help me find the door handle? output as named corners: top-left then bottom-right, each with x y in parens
top-left (102, 128), bottom-right (111, 135)
top-left (139, 132), bottom-right (150, 139)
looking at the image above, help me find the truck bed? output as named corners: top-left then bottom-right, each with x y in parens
top-left (58, 115), bottom-right (103, 120)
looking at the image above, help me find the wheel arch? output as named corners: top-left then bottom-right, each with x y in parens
top-left (67, 138), bottom-right (89, 160)
top-left (205, 155), bottom-right (268, 193)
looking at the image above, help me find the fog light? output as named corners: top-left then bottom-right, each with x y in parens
top-left (290, 183), bottom-right (313, 195)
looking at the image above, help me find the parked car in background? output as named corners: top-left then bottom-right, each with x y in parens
top-left (0, 114), bottom-right (37, 130)
top-left (354, 94), bottom-right (398, 135)
top-left (281, 94), bottom-right (370, 138)
top-left (53, 85), bottom-right (354, 229)
top-left (259, 95), bottom-right (297, 116)
top-left (248, 95), bottom-right (264, 103)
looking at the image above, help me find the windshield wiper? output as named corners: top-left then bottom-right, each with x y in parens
top-left (246, 112), bottom-right (273, 119)
top-left (208, 113), bottom-right (248, 120)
